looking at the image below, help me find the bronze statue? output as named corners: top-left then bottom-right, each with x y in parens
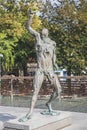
top-left (19, 10), bottom-right (61, 122)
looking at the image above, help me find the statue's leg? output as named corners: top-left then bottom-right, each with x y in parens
top-left (19, 70), bottom-right (44, 122)
top-left (26, 71), bottom-right (44, 117)
top-left (46, 74), bottom-right (61, 113)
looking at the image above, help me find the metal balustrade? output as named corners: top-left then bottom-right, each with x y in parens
top-left (0, 75), bottom-right (87, 99)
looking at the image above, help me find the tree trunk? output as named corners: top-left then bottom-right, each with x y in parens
top-left (23, 64), bottom-right (27, 76)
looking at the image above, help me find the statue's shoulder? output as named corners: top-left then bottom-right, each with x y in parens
top-left (48, 38), bottom-right (56, 46)
top-left (43, 37), bottom-right (56, 47)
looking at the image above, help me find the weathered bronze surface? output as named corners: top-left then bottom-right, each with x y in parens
top-left (19, 11), bottom-right (61, 122)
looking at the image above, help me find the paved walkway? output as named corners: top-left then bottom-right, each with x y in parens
top-left (62, 112), bottom-right (87, 130)
top-left (0, 106), bottom-right (87, 130)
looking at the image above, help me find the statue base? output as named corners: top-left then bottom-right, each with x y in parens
top-left (3, 109), bottom-right (71, 130)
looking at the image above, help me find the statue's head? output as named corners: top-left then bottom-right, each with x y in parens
top-left (41, 28), bottom-right (48, 37)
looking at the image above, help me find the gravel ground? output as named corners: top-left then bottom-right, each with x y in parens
top-left (1, 95), bottom-right (87, 113)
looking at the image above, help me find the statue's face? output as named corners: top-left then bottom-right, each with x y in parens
top-left (41, 28), bottom-right (48, 37)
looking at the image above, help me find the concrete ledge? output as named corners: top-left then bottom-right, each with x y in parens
top-left (3, 110), bottom-right (72, 130)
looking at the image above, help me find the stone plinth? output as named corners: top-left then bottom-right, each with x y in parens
top-left (3, 110), bottom-right (72, 130)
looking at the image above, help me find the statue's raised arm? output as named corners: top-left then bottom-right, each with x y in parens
top-left (26, 10), bottom-right (40, 41)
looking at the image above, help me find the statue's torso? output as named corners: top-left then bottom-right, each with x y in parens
top-left (35, 37), bottom-right (55, 72)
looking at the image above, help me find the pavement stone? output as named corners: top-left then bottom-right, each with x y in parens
top-left (0, 96), bottom-right (87, 130)
top-left (0, 106), bottom-right (87, 130)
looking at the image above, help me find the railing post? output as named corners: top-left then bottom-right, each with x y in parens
top-left (10, 78), bottom-right (14, 106)
top-left (0, 53), bottom-right (3, 104)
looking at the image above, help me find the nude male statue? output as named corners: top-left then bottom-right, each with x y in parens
top-left (19, 11), bottom-right (61, 122)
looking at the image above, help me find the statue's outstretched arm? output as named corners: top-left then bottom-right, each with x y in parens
top-left (26, 10), bottom-right (40, 38)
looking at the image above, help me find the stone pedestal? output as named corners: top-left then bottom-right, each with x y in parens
top-left (3, 110), bottom-right (72, 130)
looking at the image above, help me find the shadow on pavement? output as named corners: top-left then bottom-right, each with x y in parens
top-left (0, 113), bottom-right (16, 122)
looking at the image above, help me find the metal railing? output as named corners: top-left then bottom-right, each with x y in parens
top-left (0, 75), bottom-right (87, 105)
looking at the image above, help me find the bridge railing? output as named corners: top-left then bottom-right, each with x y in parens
top-left (0, 75), bottom-right (87, 98)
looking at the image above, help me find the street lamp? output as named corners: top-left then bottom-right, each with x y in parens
top-left (0, 53), bottom-right (3, 103)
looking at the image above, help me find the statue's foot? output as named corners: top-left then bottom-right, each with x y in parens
top-left (18, 115), bottom-right (31, 122)
top-left (41, 110), bottom-right (60, 116)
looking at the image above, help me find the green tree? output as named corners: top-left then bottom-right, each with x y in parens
top-left (0, 0), bottom-right (23, 72)
top-left (41, 0), bottom-right (87, 93)
top-left (0, 0), bottom-right (42, 75)
top-left (13, 1), bottom-right (42, 76)
top-left (0, 32), bottom-right (17, 71)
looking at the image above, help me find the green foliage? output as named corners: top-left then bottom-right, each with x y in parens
top-left (0, 0), bottom-right (42, 73)
top-left (41, 0), bottom-right (87, 75)
top-left (0, 0), bottom-right (87, 76)
top-left (0, 32), bottom-right (17, 70)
